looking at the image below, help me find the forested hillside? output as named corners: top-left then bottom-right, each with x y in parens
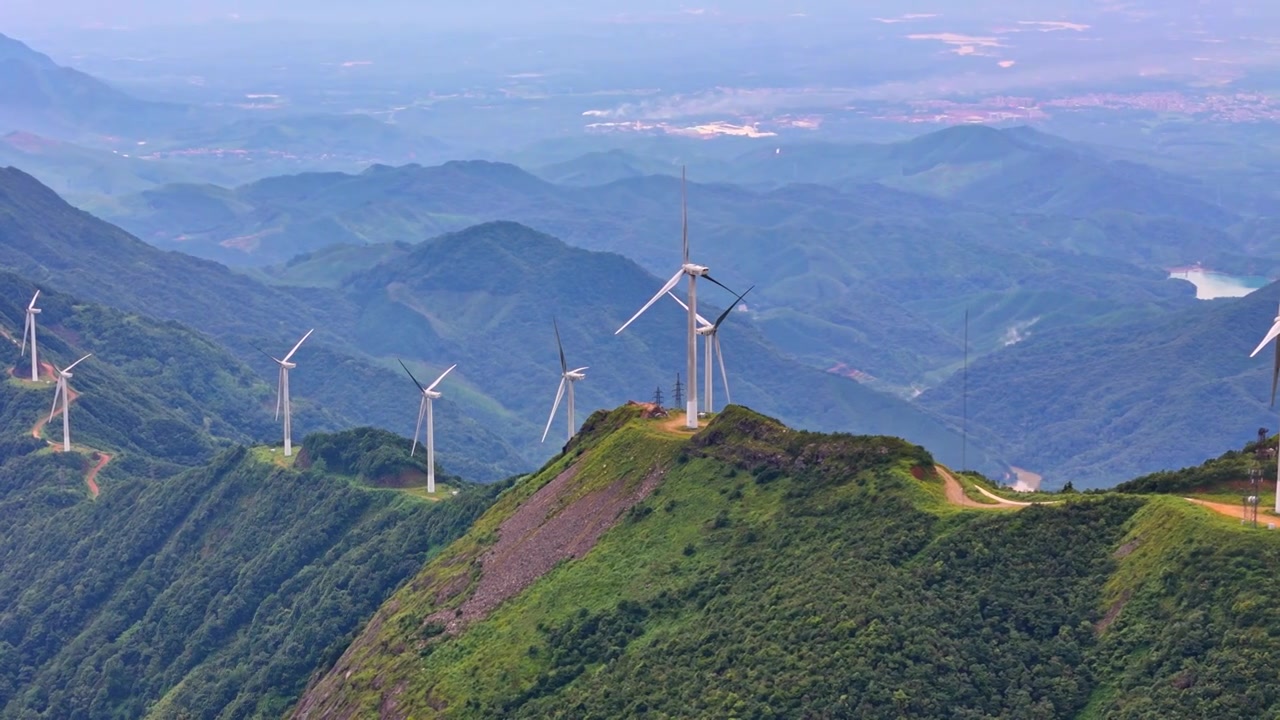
top-left (295, 406), bottom-right (1280, 719)
top-left (0, 436), bottom-right (503, 718)
top-left (922, 281), bottom-right (1280, 488)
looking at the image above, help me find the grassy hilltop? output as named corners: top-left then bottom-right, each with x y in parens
top-left (294, 405), bottom-right (1280, 719)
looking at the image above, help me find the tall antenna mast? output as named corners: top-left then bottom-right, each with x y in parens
top-left (962, 308), bottom-right (969, 472)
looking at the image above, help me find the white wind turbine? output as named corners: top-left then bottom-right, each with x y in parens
top-left (261, 329), bottom-right (313, 457)
top-left (1250, 302), bottom-right (1280, 513)
top-left (49, 353), bottom-right (92, 452)
top-left (616, 168), bottom-right (730, 429)
top-left (542, 319), bottom-right (588, 444)
top-left (20, 290), bottom-right (40, 381)
top-left (400, 360), bottom-right (456, 494)
top-left (667, 285), bottom-right (753, 415)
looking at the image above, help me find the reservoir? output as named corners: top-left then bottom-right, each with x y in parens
top-left (1168, 268), bottom-right (1270, 300)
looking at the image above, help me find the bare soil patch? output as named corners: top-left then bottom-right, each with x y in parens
top-left (429, 459), bottom-right (666, 634)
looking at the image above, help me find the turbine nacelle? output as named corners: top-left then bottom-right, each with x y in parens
top-left (565, 366), bottom-right (588, 381)
top-left (422, 389), bottom-right (442, 400)
top-left (27, 308), bottom-right (41, 315)
top-left (683, 263), bottom-right (710, 276)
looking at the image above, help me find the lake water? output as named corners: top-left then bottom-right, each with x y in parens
top-left (1168, 269), bottom-right (1271, 300)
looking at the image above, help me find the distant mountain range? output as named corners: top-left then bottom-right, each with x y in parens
top-left (0, 32), bottom-right (190, 139)
top-left (98, 135), bottom-right (1203, 393)
top-left (0, 167), bottom-right (994, 479)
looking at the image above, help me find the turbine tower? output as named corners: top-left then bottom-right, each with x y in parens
top-left (265, 329), bottom-right (313, 457)
top-left (20, 290), bottom-right (40, 381)
top-left (667, 286), bottom-right (753, 414)
top-left (49, 354), bottom-right (91, 452)
top-left (616, 168), bottom-right (729, 429)
top-left (542, 320), bottom-right (587, 444)
top-left (400, 360), bottom-right (456, 494)
top-left (1250, 302), bottom-right (1280, 513)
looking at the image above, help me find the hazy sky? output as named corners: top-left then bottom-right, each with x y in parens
top-left (4, 1), bottom-right (830, 30)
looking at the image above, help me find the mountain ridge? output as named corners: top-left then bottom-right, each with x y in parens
top-left (293, 404), bottom-right (1280, 718)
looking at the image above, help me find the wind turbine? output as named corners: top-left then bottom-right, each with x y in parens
top-left (1250, 302), bottom-right (1280, 513)
top-left (615, 167), bottom-right (730, 429)
top-left (264, 329), bottom-right (313, 457)
top-left (20, 290), bottom-right (40, 381)
top-left (667, 285), bottom-right (754, 414)
top-left (542, 320), bottom-right (588, 444)
top-left (399, 360), bottom-right (456, 494)
top-left (48, 354), bottom-right (91, 452)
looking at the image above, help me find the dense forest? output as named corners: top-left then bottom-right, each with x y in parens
top-left (0, 439), bottom-right (504, 719)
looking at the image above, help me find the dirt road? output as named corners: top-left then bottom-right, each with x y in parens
top-left (84, 452), bottom-right (111, 499)
top-left (936, 466), bottom-right (1008, 509)
top-left (1184, 498), bottom-right (1260, 523)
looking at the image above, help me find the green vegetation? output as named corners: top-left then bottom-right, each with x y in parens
top-left (293, 406), bottom-right (1280, 719)
top-left (0, 441), bottom-right (504, 719)
top-left (1116, 434), bottom-right (1277, 497)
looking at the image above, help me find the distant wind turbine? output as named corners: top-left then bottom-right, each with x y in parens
top-left (542, 319), bottom-right (587, 444)
top-left (616, 168), bottom-right (730, 429)
top-left (262, 329), bottom-right (313, 457)
top-left (49, 353), bottom-right (91, 452)
top-left (1250, 302), bottom-right (1280, 513)
top-left (20, 290), bottom-right (40, 381)
top-left (399, 360), bottom-right (456, 494)
top-left (667, 285), bottom-right (754, 414)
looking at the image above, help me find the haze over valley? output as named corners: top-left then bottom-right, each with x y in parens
top-left (3, 2), bottom-right (1280, 717)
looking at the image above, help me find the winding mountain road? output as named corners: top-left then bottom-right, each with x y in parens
top-left (5, 341), bottom-right (107, 498)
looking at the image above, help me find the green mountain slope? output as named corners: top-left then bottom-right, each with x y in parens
top-left (0, 167), bottom-right (526, 480)
top-left (0, 437), bottom-right (503, 719)
top-left (0, 272), bottom-right (289, 475)
top-left (293, 405), bottom-right (1280, 719)
top-left (920, 282), bottom-right (1280, 489)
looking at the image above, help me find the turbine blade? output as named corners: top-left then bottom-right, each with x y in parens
top-left (412, 398), bottom-right (426, 456)
top-left (251, 344), bottom-right (283, 364)
top-left (681, 166), bottom-right (689, 264)
top-left (28, 290), bottom-right (39, 310)
top-left (64, 353), bottom-right (92, 372)
top-left (702, 273), bottom-right (734, 294)
top-left (570, 366), bottom-right (590, 374)
top-left (716, 335), bottom-right (731, 406)
top-left (20, 312), bottom-right (29, 355)
top-left (275, 367), bottom-right (284, 421)
top-left (282, 328), bottom-right (314, 363)
top-left (427, 364), bottom-right (457, 392)
top-left (554, 319), bottom-right (567, 374)
top-left (616, 268), bottom-right (685, 335)
top-left (713, 285), bottom-right (754, 330)
top-left (541, 377), bottom-right (567, 443)
top-left (1251, 321), bottom-right (1280, 357)
top-left (49, 379), bottom-right (62, 422)
top-left (667, 291), bottom-right (711, 328)
top-left (398, 358), bottom-right (427, 394)
top-left (1272, 341), bottom-right (1280, 407)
